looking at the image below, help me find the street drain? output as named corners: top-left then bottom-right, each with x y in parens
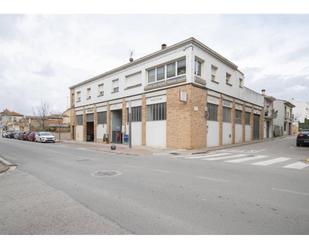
top-left (92, 170), bottom-right (122, 177)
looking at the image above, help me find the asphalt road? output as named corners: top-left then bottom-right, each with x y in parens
top-left (0, 137), bottom-right (308, 234)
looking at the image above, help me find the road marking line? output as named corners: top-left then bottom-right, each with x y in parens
top-left (185, 153), bottom-right (231, 159)
top-left (283, 162), bottom-right (309, 170)
top-left (226, 155), bottom-right (268, 163)
top-left (202, 154), bottom-right (247, 161)
top-left (151, 169), bottom-right (170, 174)
top-left (272, 188), bottom-right (309, 196)
top-left (196, 176), bottom-right (229, 183)
top-left (252, 157), bottom-right (290, 166)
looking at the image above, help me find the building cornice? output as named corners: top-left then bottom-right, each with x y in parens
top-left (69, 37), bottom-right (240, 89)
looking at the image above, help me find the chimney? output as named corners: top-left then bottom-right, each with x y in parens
top-left (129, 57), bottom-right (133, 63)
top-left (261, 89), bottom-right (266, 95)
top-left (161, 43), bottom-right (167, 50)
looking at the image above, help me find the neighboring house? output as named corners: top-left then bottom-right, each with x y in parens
top-left (289, 99), bottom-right (309, 123)
top-left (69, 37), bottom-right (264, 149)
top-left (0, 109), bottom-right (24, 133)
top-left (261, 89), bottom-right (276, 139)
top-left (19, 114), bottom-right (69, 131)
top-left (273, 99), bottom-right (295, 136)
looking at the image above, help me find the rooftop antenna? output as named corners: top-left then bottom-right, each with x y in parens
top-left (129, 50), bottom-right (134, 62)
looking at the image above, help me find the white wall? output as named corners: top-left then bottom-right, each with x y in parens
top-left (146, 121), bottom-right (166, 147)
top-left (235, 124), bottom-right (242, 144)
top-left (73, 44), bottom-right (190, 108)
top-left (222, 122), bottom-right (232, 145)
top-left (245, 125), bottom-right (251, 142)
top-left (207, 121), bottom-right (219, 147)
top-left (76, 125), bottom-right (83, 142)
top-left (132, 122), bottom-right (142, 146)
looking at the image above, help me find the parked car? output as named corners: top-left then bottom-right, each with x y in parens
top-left (14, 131), bottom-right (21, 139)
top-left (296, 129), bottom-right (309, 147)
top-left (4, 131), bottom-right (15, 139)
top-left (27, 132), bottom-right (37, 142)
top-left (35, 132), bottom-right (55, 143)
top-left (17, 132), bottom-right (24, 140)
top-left (21, 131), bottom-right (30, 140)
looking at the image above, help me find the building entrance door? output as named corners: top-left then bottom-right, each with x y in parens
top-left (86, 113), bottom-right (94, 142)
top-left (266, 121), bottom-right (270, 138)
top-left (111, 109), bottom-right (122, 143)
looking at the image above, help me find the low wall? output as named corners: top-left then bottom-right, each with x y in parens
top-left (51, 132), bottom-right (71, 141)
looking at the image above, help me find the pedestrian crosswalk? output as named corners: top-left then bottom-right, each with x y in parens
top-left (175, 150), bottom-right (309, 171)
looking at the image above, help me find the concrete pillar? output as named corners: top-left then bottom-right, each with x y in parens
top-left (107, 103), bottom-right (111, 144)
top-left (260, 107), bottom-right (265, 140)
top-left (250, 106), bottom-right (254, 142)
top-left (242, 104), bottom-right (246, 143)
top-left (205, 90), bottom-right (208, 148)
top-left (141, 94), bottom-right (146, 145)
top-left (83, 109), bottom-right (86, 142)
top-left (218, 94), bottom-right (223, 146)
top-left (122, 99), bottom-right (127, 143)
top-left (93, 105), bottom-right (97, 142)
top-left (232, 100), bottom-right (236, 144)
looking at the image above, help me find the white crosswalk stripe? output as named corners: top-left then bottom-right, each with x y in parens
top-left (202, 154), bottom-right (247, 161)
top-left (252, 157), bottom-right (291, 166)
top-left (226, 155), bottom-right (268, 163)
top-left (185, 153), bottom-right (231, 159)
top-left (283, 162), bottom-right (309, 170)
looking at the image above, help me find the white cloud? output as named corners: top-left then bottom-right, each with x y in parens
top-left (0, 14), bottom-right (309, 115)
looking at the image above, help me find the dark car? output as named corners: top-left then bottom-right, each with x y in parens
top-left (6, 131), bottom-right (15, 139)
top-left (296, 129), bottom-right (309, 147)
top-left (22, 131), bottom-right (31, 140)
top-left (27, 132), bottom-right (36, 142)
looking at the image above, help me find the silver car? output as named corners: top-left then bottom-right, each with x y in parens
top-left (35, 132), bottom-right (56, 143)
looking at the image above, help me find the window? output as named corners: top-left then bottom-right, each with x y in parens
top-left (239, 78), bottom-right (243, 88)
top-left (211, 65), bottom-right (218, 82)
top-left (76, 115), bottom-right (83, 125)
top-left (127, 106), bottom-right (141, 122)
top-left (235, 110), bottom-right (242, 124)
top-left (97, 111), bottom-right (107, 124)
top-left (177, 58), bottom-right (186, 75)
top-left (147, 103), bottom-right (166, 121)
top-left (76, 91), bottom-right (81, 102)
top-left (167, 62), bottom-right (176, 78)
top-left (207, 103), bottom-right (218, 121)
top-left (195, 59), bottom-right (202, 76)
top-left (98, 84), bottom-right (104, 96)
top-left (87, 88), bottom-right (91, 100)
top-left (226, 73), bottom-right (232, 85)
top-left (223, 107), bottom-right (231, 122)
top-left (245, 112), bottom-right (251, 125)
top-left (112, 79), bottom-right (119, 93)
top-left (157, 66), bottom-right (165, 81)
top-left (148, 68), bottom-right (156, 83)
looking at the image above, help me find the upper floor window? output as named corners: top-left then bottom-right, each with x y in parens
top-left (211, 65), bottom-right (218, 82)
top-left (86, 88), bottom-right (91, 100)
top-left (76, 91), bottom-right (81, 102)
top-left (112, 79), bottom-right (119, 93)
top-left (147, 58), bottom-right (186, 83)
top-left (98, 84), bottom-right (104, 96)
top-left (226, 73), bottom-right (232, 85)
top-left (148, 69), bottom-right (156, 83)
top-left (157, 66), bottom-right (165, 81)
top-left (194, 59), bottom-right (202, 76)
top-left (177, 58), bottom-right (186, 75)
top-left (239, 78), bottom-right (243, 88)
top-left (167, 63), bottom-right (176, 78)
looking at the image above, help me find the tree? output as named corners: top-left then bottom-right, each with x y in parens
top-left (34, 101), bottom-right (50, 131)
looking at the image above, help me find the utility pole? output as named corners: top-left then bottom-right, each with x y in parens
top-left (128, 101), bottom-right (132, 148)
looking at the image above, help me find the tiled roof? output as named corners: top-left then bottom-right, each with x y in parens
top-left (0, 109), bottom-right (23, 116)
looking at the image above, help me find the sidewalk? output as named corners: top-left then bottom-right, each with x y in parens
top-left (60, 136), bottom-right (290, 157)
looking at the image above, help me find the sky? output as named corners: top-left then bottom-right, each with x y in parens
top-left (0, 14), bottom-right (309, 115)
